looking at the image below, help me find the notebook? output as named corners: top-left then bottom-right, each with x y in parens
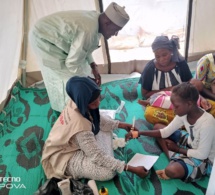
top-left (127, 153), bottom-right (159, 170)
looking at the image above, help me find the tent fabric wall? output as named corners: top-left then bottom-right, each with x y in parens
top-left (0, 0), bottom-right (23, 105)
top-left (189, 0), bottom-right (215, 54)
top-left (25, 0), bottom-right (190, 83)
top-left (104, 0), bottom-right (188, 61)
top-left (1, 0), bottom-right (215, 107)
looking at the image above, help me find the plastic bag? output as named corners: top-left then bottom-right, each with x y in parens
top-left (34, 177), bottom-right (93, 195)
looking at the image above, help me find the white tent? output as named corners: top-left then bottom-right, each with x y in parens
top-left (1, 0), bottom-right (215, 107)
top-left (1, 0), bottom-right (215, 193)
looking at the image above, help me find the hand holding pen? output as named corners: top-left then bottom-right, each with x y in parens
top-left (131, 116), bottom-right (135, 131)
top-left (126, 116), bottom-right (139, 140)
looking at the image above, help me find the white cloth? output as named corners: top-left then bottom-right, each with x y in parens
top-left (160, 111), bottom-right (215, 163)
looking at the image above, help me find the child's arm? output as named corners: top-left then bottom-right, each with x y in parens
top-left (165, 139), bottom-right (188, 155)
top-left (125, 116), bottom-right (183, 141)
top-left (178, 147), bottom-right (188, 155)
top-left (125, 129), bottom-right (162, 141)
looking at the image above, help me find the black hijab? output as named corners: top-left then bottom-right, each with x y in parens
top-left (151, 35), bottom-right (184, 62)
top-left (66, 76), bottom-right (101, 135)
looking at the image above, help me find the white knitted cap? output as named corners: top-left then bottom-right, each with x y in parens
top-left (104, 2), bottom-right (130, 27)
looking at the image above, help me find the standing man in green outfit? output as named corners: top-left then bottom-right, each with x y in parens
top-left (29, 2), bottom-right (129, 112)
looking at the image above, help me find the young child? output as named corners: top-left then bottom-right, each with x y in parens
top-left (138, 91), bottom-right (174, 109)
top-left (138, 90), bottom-right (211, 111)
top-left (127, 82), bottom-right (215, 182)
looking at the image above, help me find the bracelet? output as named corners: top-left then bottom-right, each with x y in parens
top-left (131, 131), bottom-right (139, 138)
top-left (126, 164), bottom-right (129, 171)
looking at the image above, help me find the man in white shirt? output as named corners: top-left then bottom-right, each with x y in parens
top-left (29, 2), bottom-right (129, 112)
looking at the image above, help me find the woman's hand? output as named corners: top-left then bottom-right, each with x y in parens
top-left (163, 86), bottom-right (174, 91)
top-left (118, 122), bottom-right (132, 132)
top-left (125, 131), bottom-right (133, 141)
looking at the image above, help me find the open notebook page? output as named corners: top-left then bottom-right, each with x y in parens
top-left (127, 153), bottom-right (159, 170)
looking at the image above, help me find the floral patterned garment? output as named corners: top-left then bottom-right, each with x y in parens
top-left (65, 114), bottom-right (125, 181)
top-left (196, 53), bottom-right (215, 89)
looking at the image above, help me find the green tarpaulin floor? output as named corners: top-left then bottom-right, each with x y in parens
top-left (0, 78), bottom-right (209, 195)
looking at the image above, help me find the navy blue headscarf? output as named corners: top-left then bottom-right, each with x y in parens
top-left (151, 35), bottom-right (184, 62)
top-left (66, 76), bottom-right (101, 135)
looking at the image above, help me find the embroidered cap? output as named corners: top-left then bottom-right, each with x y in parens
top-left (104, 2), bottom-right (130, 27)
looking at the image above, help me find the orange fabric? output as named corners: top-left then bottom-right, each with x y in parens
top-left (208, 99), bottom-right (215, 118)
top-left (144, 100), bottom-right (215, 125)
top-left (144, 105), bottom-right (175, 125)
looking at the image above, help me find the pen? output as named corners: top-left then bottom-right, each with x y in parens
top-left (132, 116), bottom-right (135, 128)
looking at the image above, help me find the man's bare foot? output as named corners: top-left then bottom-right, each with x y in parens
top-left (156, 169), bottom-right (170, 180)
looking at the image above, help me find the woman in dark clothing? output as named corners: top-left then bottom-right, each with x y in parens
top-left (138, 35), bottom-right (193, 125)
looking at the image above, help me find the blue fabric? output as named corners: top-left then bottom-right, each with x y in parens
top-left (168, 129), bottom-right (181, 143)
top-left (171, 130), bottom-right (212, 182)
top-left (176, 159), bottom-right (188, 179)
top-left (66, 76), bottom-right (101, 135)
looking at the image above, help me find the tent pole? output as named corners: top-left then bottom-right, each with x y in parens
top-left (185, 0), bottom-right (193, 61)
top-left (20, 0), bottom-right (29, 87)
top-left (95, 0), bottom-right (112, 74)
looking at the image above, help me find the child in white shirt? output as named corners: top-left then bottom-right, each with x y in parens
top-left (126, 82), bottom-right (215, 182)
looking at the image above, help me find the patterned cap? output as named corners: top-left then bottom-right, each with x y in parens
top-left (104, 2), bottom-right (130, 27)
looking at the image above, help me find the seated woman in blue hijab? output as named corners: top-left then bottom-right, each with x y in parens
top-left (138, 35), bottom-right (193, 125)
top-left (41, 76), bottom-right (148, 181)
